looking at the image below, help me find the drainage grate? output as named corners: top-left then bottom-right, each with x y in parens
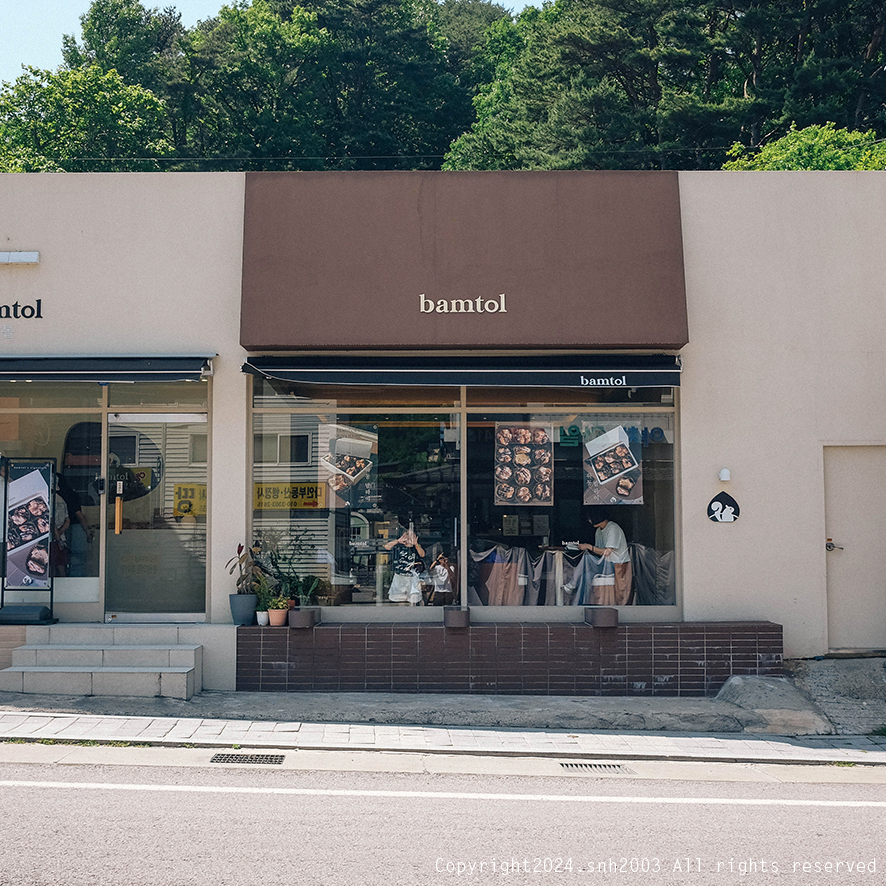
top-left (560, 762), bottom-right (633, 775)
top-left (210, 753), bottom-right (285, 765)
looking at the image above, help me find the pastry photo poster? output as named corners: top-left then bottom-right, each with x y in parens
top-left (4, 460), bottom-right (56, 590)
top-left (582, 423), bottom-right (644, 506)
top-left (493, 423), bottom-right (554, 506)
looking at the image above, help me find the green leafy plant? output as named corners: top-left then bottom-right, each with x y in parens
top-left (268, 595), bottom-right (291, 610)
top-left (296, 575), bottom-right (321, 607)
top-left (255, 529), bottom-right (312, 601)
top-left (226, 543), bottom-right (265, 594)
top-left (723, 123), bottom-right (886, 171)
top-left (253, 572), bottom-right (277, 611)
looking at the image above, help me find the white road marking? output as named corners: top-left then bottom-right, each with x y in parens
top-left (0, 780), bottom-right (884, 807)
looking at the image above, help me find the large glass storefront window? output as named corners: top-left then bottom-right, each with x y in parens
top-left (1, 381), bottom-right (208, 616)
top-left (104, 414), bottom-right (207, 614)
top-left (252, 409), bottom-right (460, 605)
top-left (1, 391), bottom-right (102, 605)
top-left (252, 381), bottom-right (677, 608)
top-left (466, 412), bottom-right (674, 607)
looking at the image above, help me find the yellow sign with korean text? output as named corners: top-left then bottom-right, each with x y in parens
top-left (253, 483), bottom-right (327, 510)
top-left (174, 483), bottom-right (207, 517)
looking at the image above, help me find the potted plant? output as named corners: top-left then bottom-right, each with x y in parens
top-left (255, 529), bottom-right (307, 607)
top-left (297, 575), bottom-right (321, 607)
top-left (226, 543), bottom-right (263, 625)
top-left (267, 595), bottom-right (291, 626)
top-left (254, 572), bottom-right (276, 626)
top-left (289, 574), bottom-right (322, 628)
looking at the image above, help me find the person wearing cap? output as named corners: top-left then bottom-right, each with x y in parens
top-left (579, 508), bottom-right (633, 605)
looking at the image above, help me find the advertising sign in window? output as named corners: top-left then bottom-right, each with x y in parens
top-left (582, 423), bottom-right (644, 505)
top-left (493, 423), bottom-right (554, 506)
top-left (3, 459), bottom-right (56, 591)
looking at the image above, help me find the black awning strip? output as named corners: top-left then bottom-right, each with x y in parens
top-left (243, 355), bottom-right (680, 388)
top-left (0, 357), bottom-right (213, 383)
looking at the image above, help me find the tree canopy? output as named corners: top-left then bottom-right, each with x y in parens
top-left (2, 0), bottom-right (886, 171)
top-left (723, 122), bottom-right (886, 170)
top-left (445, 0), bottom-right (886, 170)
top-left (0, 65), bottom-right (172, 171)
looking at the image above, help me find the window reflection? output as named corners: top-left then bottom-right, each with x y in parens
top-left (252, 413), bottom-right (460, 606)
top-left (466, 413), bottom-right (675, 606)
top-left (251, 394), bottom-right (677, 608)
top-left (1, 413), bottom-right (102, 581)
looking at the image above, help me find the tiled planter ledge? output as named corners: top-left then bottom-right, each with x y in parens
top-left (236, 621), bottom-right (783, 696)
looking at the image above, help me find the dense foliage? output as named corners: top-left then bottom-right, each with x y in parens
top-left (723, 122), bottom-right (886, 170)
top-left (1, 0), bottom-right (885, 171)
top-left (445, 0), bottom-right (886, 169)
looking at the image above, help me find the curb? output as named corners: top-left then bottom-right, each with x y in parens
top-left (3, 733), bottom-right (886, 767)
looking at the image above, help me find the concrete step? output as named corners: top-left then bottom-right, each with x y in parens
top-left (2, 626), bottom-right (205, 699)
top-left (12, 644), bottom-right (201, 672)
top-left (0, 665), bottom-right (195, 699)
top-left (25, 625), bottom-right (200, 647)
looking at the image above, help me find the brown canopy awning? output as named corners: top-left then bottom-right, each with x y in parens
top-left (240, 171), bottom-right (688, 351)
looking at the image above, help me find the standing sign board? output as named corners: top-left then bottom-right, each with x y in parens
top-left (2, 459), bottom-right (56, 613)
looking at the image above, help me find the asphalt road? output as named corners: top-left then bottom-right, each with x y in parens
top-left (0, 756), bottom-right (883, 886)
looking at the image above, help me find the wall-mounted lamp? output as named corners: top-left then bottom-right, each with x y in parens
top-left (718, 468), bottom-right (731, 482)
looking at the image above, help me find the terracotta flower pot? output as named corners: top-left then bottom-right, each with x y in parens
top-left (268, 608), bottom-right (289, 626)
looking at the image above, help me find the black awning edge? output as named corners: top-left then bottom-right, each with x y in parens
top-left (243, 354), bottom-right (681, 388)
top-left (0, 357), bottom-right (214, 383)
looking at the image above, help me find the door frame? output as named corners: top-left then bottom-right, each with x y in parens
top-left (824, 444), bottom-right (886, 652)
top-left (103, 412), bottom-right (208, 623)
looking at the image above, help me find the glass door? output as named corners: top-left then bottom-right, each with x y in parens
top-left (104, 414), bottom-right (207, 620)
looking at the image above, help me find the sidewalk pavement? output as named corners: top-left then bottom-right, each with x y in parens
top-left (1, 676), bottom-right (885, 767)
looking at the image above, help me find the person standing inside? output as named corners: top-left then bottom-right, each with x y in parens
top-left (428, 552), bottom-right (457, 605)
top-left (51, 478), bottom-right (70, 577)
top-left (579, 508), bottom-right (633, 606)
top-left (57, 474), bottom-right (93, 577)
top-left (383, 522), bottom-right (425, 605)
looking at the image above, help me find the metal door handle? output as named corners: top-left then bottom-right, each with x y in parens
top-left (825, 541), bottom-right (843, 552)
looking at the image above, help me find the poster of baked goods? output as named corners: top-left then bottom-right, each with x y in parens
top-left (318, 423), bottom-right (379, 510)
top-left (493, 423), bottom-right (554, 506)
top-left (4, 460), bottom-right (55, 590)
top-left (582, 424), bottom-right (644, 505)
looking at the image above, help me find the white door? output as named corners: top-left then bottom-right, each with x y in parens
top-left (824, 446), bottom-right (886, 650)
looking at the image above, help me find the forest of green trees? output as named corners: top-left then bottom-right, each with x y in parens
top-left (1, 0), bottom-right (885, 171)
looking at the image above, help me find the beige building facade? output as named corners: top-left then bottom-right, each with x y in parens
top-left (0, 171), bottom-right (883, 693)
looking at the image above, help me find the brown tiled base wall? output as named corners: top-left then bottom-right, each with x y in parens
top-left (236, 621), bottom-right (783, 696)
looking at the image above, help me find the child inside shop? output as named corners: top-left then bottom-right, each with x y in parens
top-left (427, 552), bottom-right (456, 605)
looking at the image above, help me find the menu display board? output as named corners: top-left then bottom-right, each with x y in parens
top-left (493, 423), bottom-right (554, 506)
top-left (3, 460), bottom-right (56, 590)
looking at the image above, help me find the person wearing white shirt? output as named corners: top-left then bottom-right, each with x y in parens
top-left (579, 508), bottom-right (633, 605)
